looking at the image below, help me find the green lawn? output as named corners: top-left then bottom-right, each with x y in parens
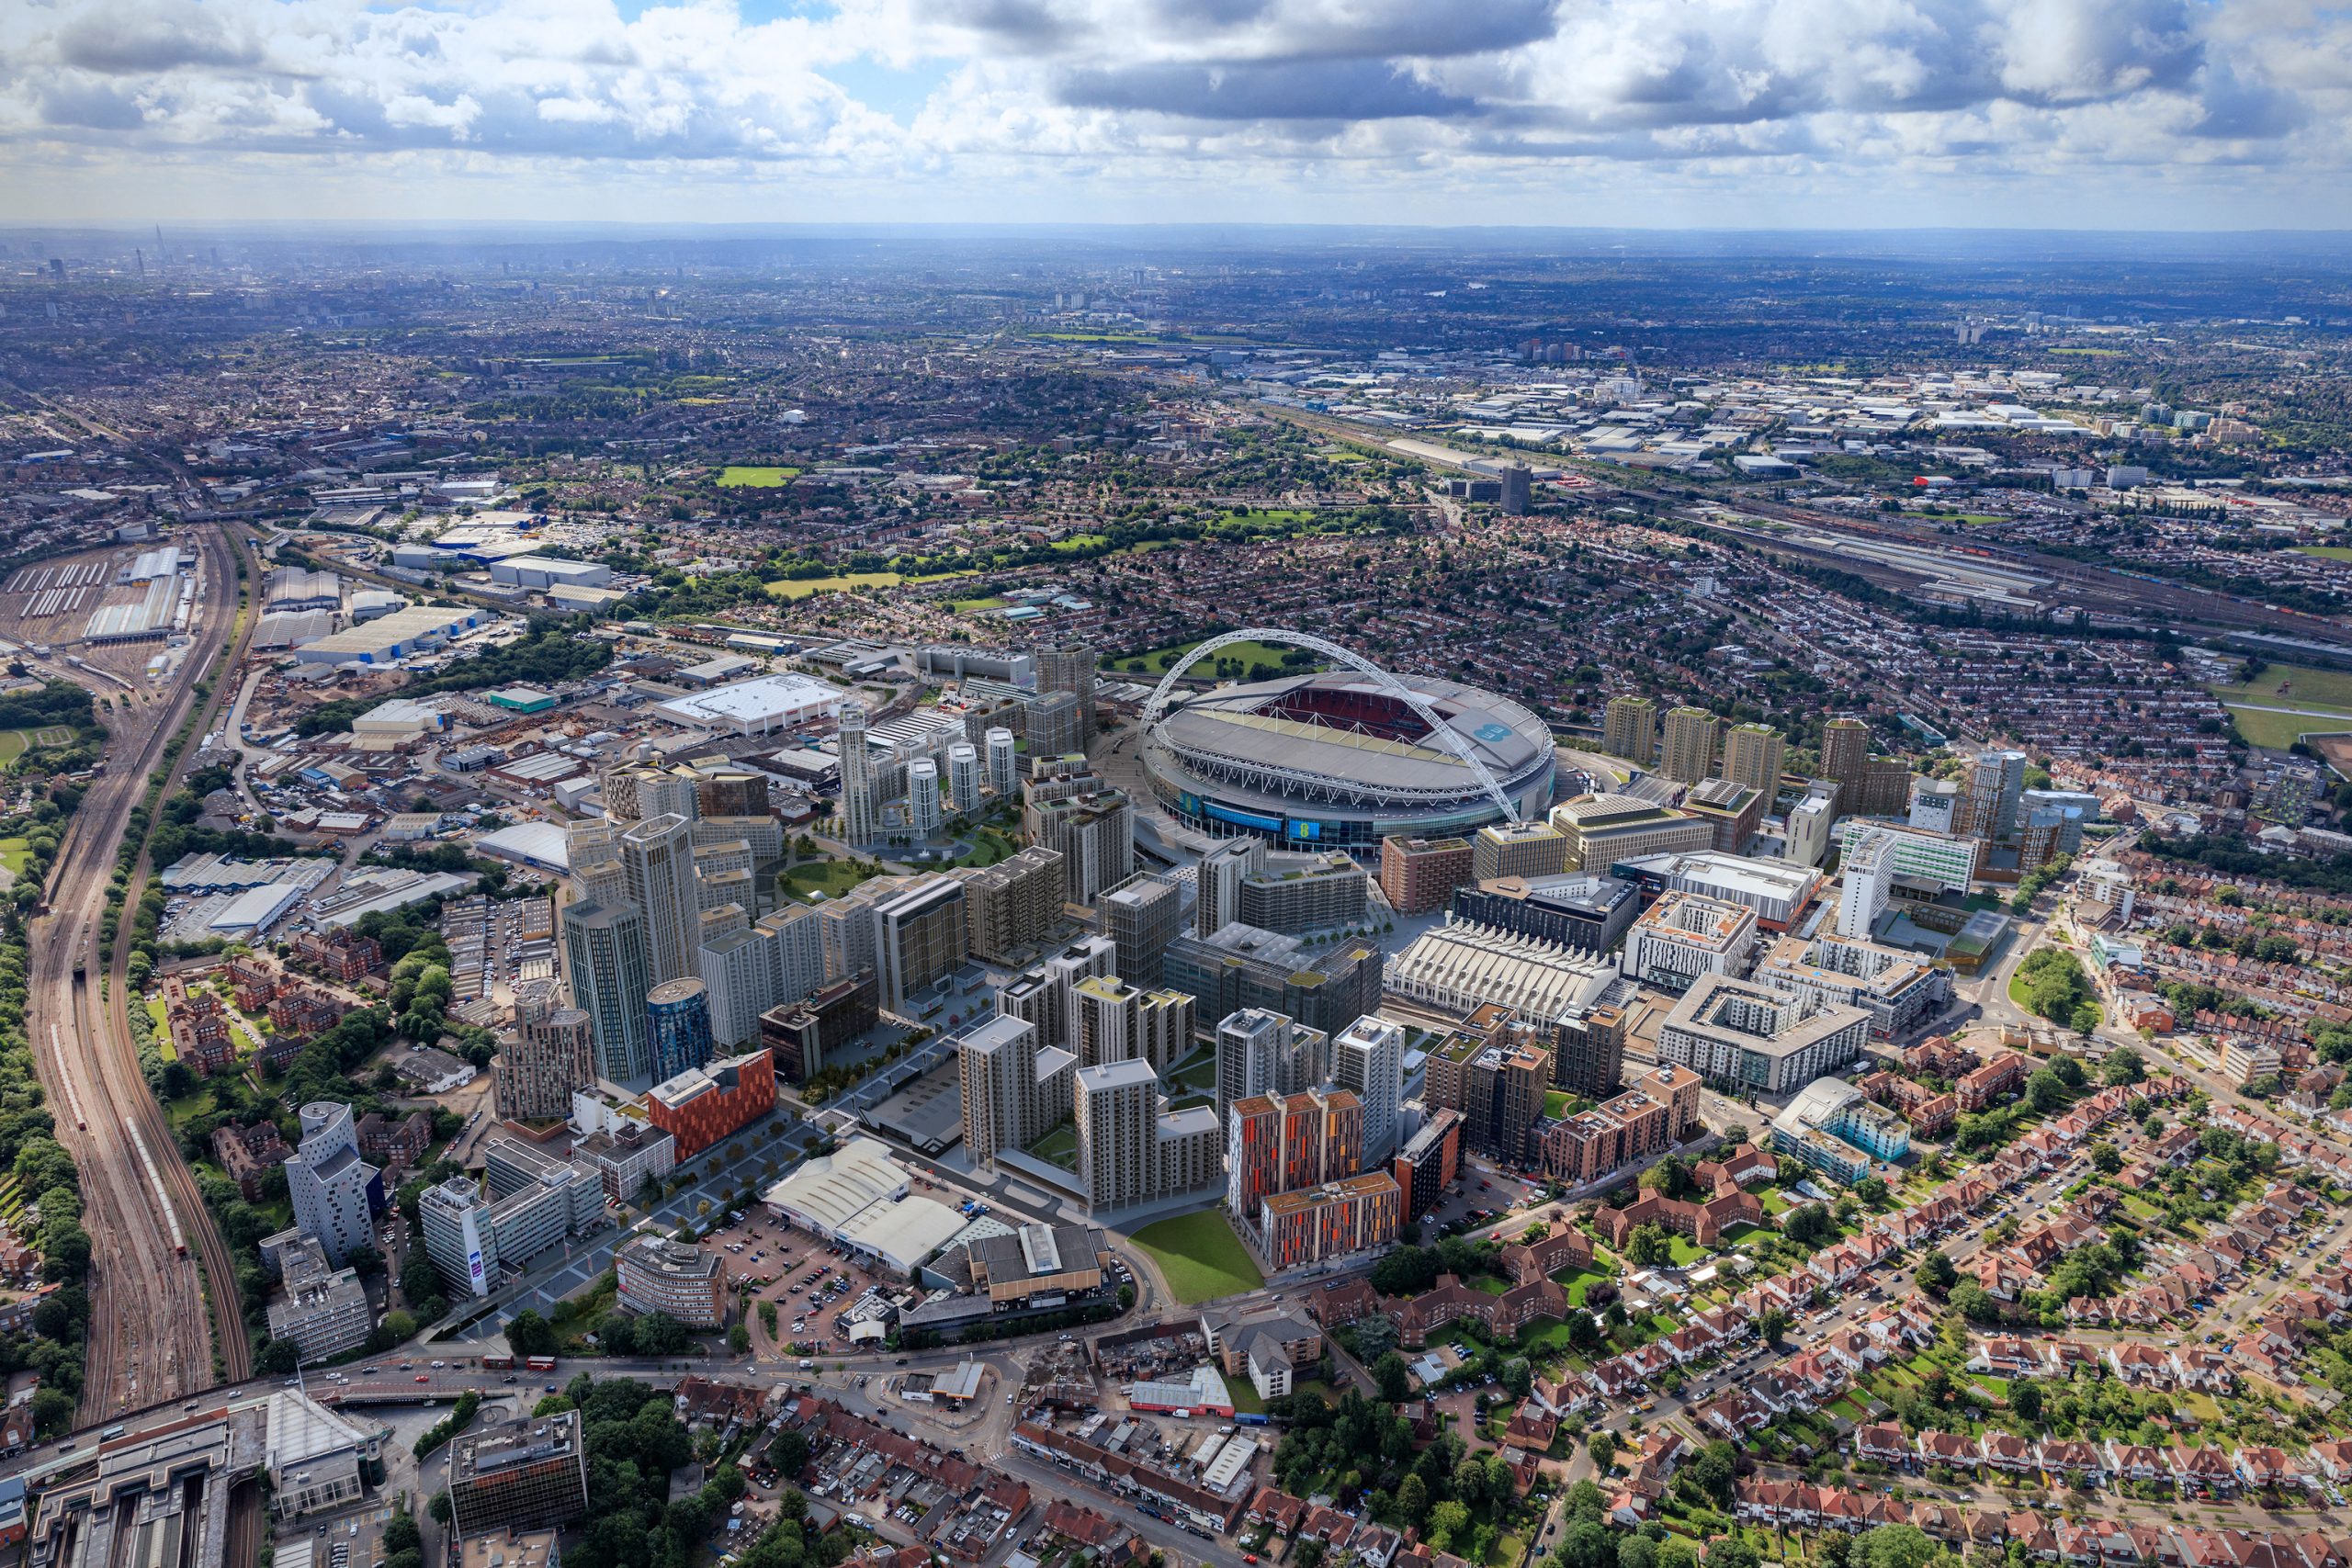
top-left (0, 837), bottom-right (28, 876)
top-left (948, 827), bottom-right (1023, 868)
top-left (1111, 637), bottom-right (1320, 679)
top-left (1168, 1050), bottom-right (1219, 1092)
top-left (1129, 1209), bottom-right (1264, 1304)
top-left (0, 732), bottom-right (23, 765)
top-left (764, 570), bottom-right (975, 601)
top-left (2296, 546), bottom-right (2352, 563)
top-left (1544, 1090), bottom-right (1573, 1120)
top-left (1556, 1265), bottom-right (1615, 1306)
top-left (1666, 1234), bottom-right (1711, 1267)
top-left (1027, 1118), bottom-right (1080, 1171)
top-left (715, 465), bottom-right (803, 487)
top-left (779, 858), bottom-right (884, 905)
top-left (2208, 661), bottom-right (2352, 749)
top-left (945, 596), bottom-right (1011, 614)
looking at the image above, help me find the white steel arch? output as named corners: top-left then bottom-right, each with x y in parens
top-left (1143, 627), bottom-right (1523, 824)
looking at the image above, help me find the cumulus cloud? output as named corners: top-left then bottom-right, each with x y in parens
top-left (0, 0), bottom-right (2346, 220)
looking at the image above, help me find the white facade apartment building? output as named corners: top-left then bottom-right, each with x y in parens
top-left (1620, 890), bottom-right (1758, 992)
top-left (1331, 1015), bottom-right (1406, 1163)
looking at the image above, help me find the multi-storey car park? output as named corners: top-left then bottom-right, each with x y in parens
top-left (1140, 629), bottom-right (1555, 852)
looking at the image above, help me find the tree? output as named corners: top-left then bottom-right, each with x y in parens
top-left (1374, 1351), bottom-right (1413, 1403)
top-left (1852, 1524), bottom-right (1939, 1568)
top-left (1782, 1203), bottom-right (1834, 1247)
top-left (1426, 1501), bottom-right (1470, 1553)
top-left (1395, 1472), bottom-right (1430, 1528)
top-left (2009, 1380), bottom-right (2044, 1423)
top-left (1950, 1279), bottom-right (1998, 1324)
top-left (1916, 1251), bottom-right (1957, 1295)
top-left (1758, 1307), bottom-right (1790, 1344)
top-left (505, 1308), bottom-right (559, 1359)
top-left (728, 1323), bottom-right (752, 1353)
top-left (1589, 1427), bottom-right (1619, 1469)
top-left (1500, 1357), bottom-right (1533, 1399)
top-left (2102, 1047), bottom-right (2145, 1086)
top-left (1625, 1223), bottom-right (1674, 1268)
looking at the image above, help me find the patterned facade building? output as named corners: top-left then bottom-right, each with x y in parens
top-left (1260, 1172), bottom-right (1403, 1270)
top-left (647, 1048), bottom-right (775, 1160)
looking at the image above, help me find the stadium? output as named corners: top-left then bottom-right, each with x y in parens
top-left (1139, 630), bottom-right (1555, 851)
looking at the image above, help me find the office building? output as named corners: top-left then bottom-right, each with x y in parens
top-left (1164, 922), bottom-right (1382, 1046)
top-left (570, 1121), bottom-right (675, 1204)
top-left (447, 1414), bottom-right (589, 1541)
top-left (1075, 1059), bottom-right (1219, 1214)
top-left (1451, 872), bottom-right (1639, 953)
top-left (1072, 975), bottom-right (1193, 1076)
top-left (909, 759), bottom-right (943, 835)
top-left (1909, 778), bottom-right (1961, 834)
top-left (1097, 870), bottom-right (1182, 985)
top-left (1378, 836), bottom-right (1473, 915)
top-left (1959, 750), bottom-right (2029, 841)
top-left (1659, 706), bottom-right (1720, 784)
top-left (1621, 891), bottom-right (1758, 993)
top-left (945, 742), bottom-right (982, 815)
top-left (1424, 1022), bottom-right (1549, 1164)
top-left (1681, 777), bottom-right (1765, 853)
top-left (615, 1233), bottom-right (729, 1329)
top-left (1394, 1108), bottom-right (1463, 1220)
top-left (422, 1141), bottom-right (604, 1300)
top-left (960, 845), bottom-right (1068, 964)
top-left (1035, 639), bottom-right (1097, 735)
top-left (1541, 1064), bottom-right (1702, 1186)
top-left (1498, 464), bottom-right (1532, 514)
top-left (287, 1102), bottom-right (382, 1268)
top-left (648, 1048), bottom-right (775, 1159)
top-left (959, 1013), bottom-right (1076, 1169)
top-left (1239, 851), bottom-right (1369, 934)
top-left (264, 1232), bottom-right (373, 1365)
top-left (1720, 723), bottom-right (1787, 795)
top-left (1196, 838), bottom-right (1261, 937)
top-left (495, 1007), bottom-right (593, 1123)
top-left (1602, 696), bottom-right (1657, 764)
top-left (1331, 1015), bottom-right (1405, 1163)
top-left (759, 971), bottom-right (878, 1085)
top-left (1610, 850), bottom-right (1824, 930)
top-left (871, 874), bottom-right (968, 1013)
top-left (645, 978), bottom-right (714, 1081)
top-left (621, 813), bottom-right (699, 986)
top-left (1654, 975), bottom-right (1873, 1094)
top-left (1548, 794), bottom-right (1713, 870)
top-left (985, 727), bottom-right (1019, 801)
top-left (997, 934), bottom-right (1116, 1051)
top-left (1830, 820), bottom-right (1980, 892)
top-left (1214, 1008), bottom-right (1329, 1123)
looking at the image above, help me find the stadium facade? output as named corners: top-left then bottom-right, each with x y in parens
top-left (1140, 635), bottom-right (1554, 852)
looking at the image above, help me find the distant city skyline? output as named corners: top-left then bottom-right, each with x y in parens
top-left (4, 0), bottom-right (2346, 228)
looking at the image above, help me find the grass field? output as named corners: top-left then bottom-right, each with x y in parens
top-left (715, 465), bottom-right (803, 487)
top-left (1130, 1209), bottom-right (1264, 1304)
top-left (0, 838), bottom-right (28, 877)
top-left (764, 570), bottom-right (974, 601)
top-left (2297, 546), bottom-right (2352, 563)
top-left (1544, 1090), bottom-right (1572, 1120)
top-left (1112, 637), bottom-right (1317, 678)
top-left (779, 858), bottom-right (885, 905)
top-left (948, 827), bottom-right (1023, 868)
top-left (2208, 660), bottom-right (2352, 749)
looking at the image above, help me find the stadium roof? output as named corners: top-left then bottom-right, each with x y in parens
top-left (1156, 671), bottom-right (1548, 796)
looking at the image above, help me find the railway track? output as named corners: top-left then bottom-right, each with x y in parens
top-left (29, 524), bottom-right (254, 1422)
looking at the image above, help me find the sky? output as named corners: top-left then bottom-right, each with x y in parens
top-left (4, 0), bottom-right (2350, 230)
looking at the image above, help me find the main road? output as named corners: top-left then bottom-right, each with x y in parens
top-left (29, 522), bottom-right (257, 1422)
